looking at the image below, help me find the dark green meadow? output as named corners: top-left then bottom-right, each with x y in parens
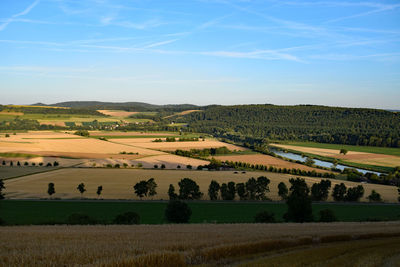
top-left (1, 200), bottom-right (400, 225)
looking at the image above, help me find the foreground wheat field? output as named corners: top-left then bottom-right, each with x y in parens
top-left (0, 222), bottom-right (399, 266)
top-left (4, 168), bottom-right (398, 201)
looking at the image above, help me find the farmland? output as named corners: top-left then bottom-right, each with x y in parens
top-left (4, 168), bottom-right (398, 201)
top-left (0, 222), bottom-right (399, 266)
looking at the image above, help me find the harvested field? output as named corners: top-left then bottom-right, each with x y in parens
top-left (113, 138), bottom-right (247, 151)
top-left (0, 132), bottom-right (159, 156)
top-left (97, 110), bottom-right (138, 117)
top-left (239, 236), bottom-right (400, 267)
top-left (0, 222), bottom-right (399, 266)
top-left (214, 154), bottom-right (329, 173)
top-left (4, 168), bottom-right (398, 201)
top-left (272, 144), bottom-right (400, 167)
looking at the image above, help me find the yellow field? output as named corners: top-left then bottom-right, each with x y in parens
top-left (272, 144), bottom-right (400, 167)
top-left (0, 222), bottom-right (399, 266)
top-left (4, 168), bottom-right (398, 201)
top-left (0, 131), bottom-right (161, 156)
top-left (112, 138), bottom-right (246, 151)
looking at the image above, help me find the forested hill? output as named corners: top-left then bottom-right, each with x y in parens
top-left (181, 105), bottom-right (400, 148)
top-left (46, 101), bottom-right (200, 112)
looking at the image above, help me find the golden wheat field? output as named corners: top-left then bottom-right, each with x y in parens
top-left (4, 168), bottom-right (398, 201)
top-left (272, 144), bottom-right (400, 168)
top-left (0, 222), bottom-right (399, 266)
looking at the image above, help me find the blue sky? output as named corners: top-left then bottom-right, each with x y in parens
top-left (0, 0), bottom-right (399, 108)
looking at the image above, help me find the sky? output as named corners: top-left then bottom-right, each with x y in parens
top-left (0, 0), bottom-right (399, 109)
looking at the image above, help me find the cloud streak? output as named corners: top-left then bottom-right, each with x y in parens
top-left (0, 0), bottom-right (40, 31)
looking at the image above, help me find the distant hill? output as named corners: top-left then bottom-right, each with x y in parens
top-left (45, 101), bottom-right (201, 112)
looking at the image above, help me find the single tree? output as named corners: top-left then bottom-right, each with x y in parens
top-left (165, 200), bottom-right (192, 223)
top-left (332, 183), bottom-right (347, 201)
top-left (367, 190), bottom-right (382, 202)
top-left (255, 176), bottom-right (270, 200)
top-left (340, 148), bottom-right (348, 155)
top-left (134, 180), bottom-right (149, 198)
top-left (345, 185), bottom-right (364, 202)
top-left (208, 180), bottom-right (220, 200)
top-left (168, 184), bottom-right (178, 200)
top-left (77, 183), bottom-right (86, 198)
top-left (186, 165), bottom-right (192, 170)
top-left (398, 186), bottom-right (400, 202)
top-left (2, 160), bottom-right (5, 166)
top-left (220, 183), bottom-right (228, 200)
top-left (47, 182), bottom-right (55, 198)
top-left (311, 180), bottom-right (331, 201)
top-left (227, 181), bottom-right (236, 200)
top-left (0, 179), bottom-right (5, 199)
top-left (278, 182), bottom-right (288, 201)
top-left (284, 178), bottom-right (313, 222)
top-left (147, 178), bottom-right (157, 198)
top-left (161, 164), bottom-right (166, 169)
top-left (236, 183), bottom-right (247, 200)
top-left (178, 178), bottom-right (203, 200)
top-left (96, 185), bottom-right (103, 198)
top-left (245, 177), bottom-right (258, 200)
top-left (304, 158), bottom-right (315, 166)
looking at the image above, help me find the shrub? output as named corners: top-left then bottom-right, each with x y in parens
top-left (46, 162), bottom-right (52, 167)
top-left (113, 212), bottom-right (140, 224)
top-left (165, 200), bottom-right (192, 223)
top-left (254, 211), bottom-right (276, 223)
top-left (74, 130), bottom-right (90, 137)
top-left (319, 209), bottom-right (337, 222)
top-left (66, 213), bottom-right (97, 225)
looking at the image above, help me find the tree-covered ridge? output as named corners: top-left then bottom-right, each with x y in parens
top-left (3, 105), bottom-right (105, 116)
top-left (181, 105), bottom-right (400, 147)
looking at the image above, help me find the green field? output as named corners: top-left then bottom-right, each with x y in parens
top-left (1, 200), bottom-right (400, 225)
top-left (283, 141), bottom-right (400, 157)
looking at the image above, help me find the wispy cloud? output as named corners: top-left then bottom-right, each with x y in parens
top-left (143, 39), bottom-right (179, 48)
top-left (0, 0), bottom-right (40, 31)
top-left (325, 3), bottom-right (400, 23)
top-left (199, 49), bottom-right (303, 62)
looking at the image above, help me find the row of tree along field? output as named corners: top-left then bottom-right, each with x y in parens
top-left (179, 104), bottom-right (400, 148)
top-left (1, 177), bottom-right (394, 225)
top-left (5, 176), bottom-right (393, 203)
